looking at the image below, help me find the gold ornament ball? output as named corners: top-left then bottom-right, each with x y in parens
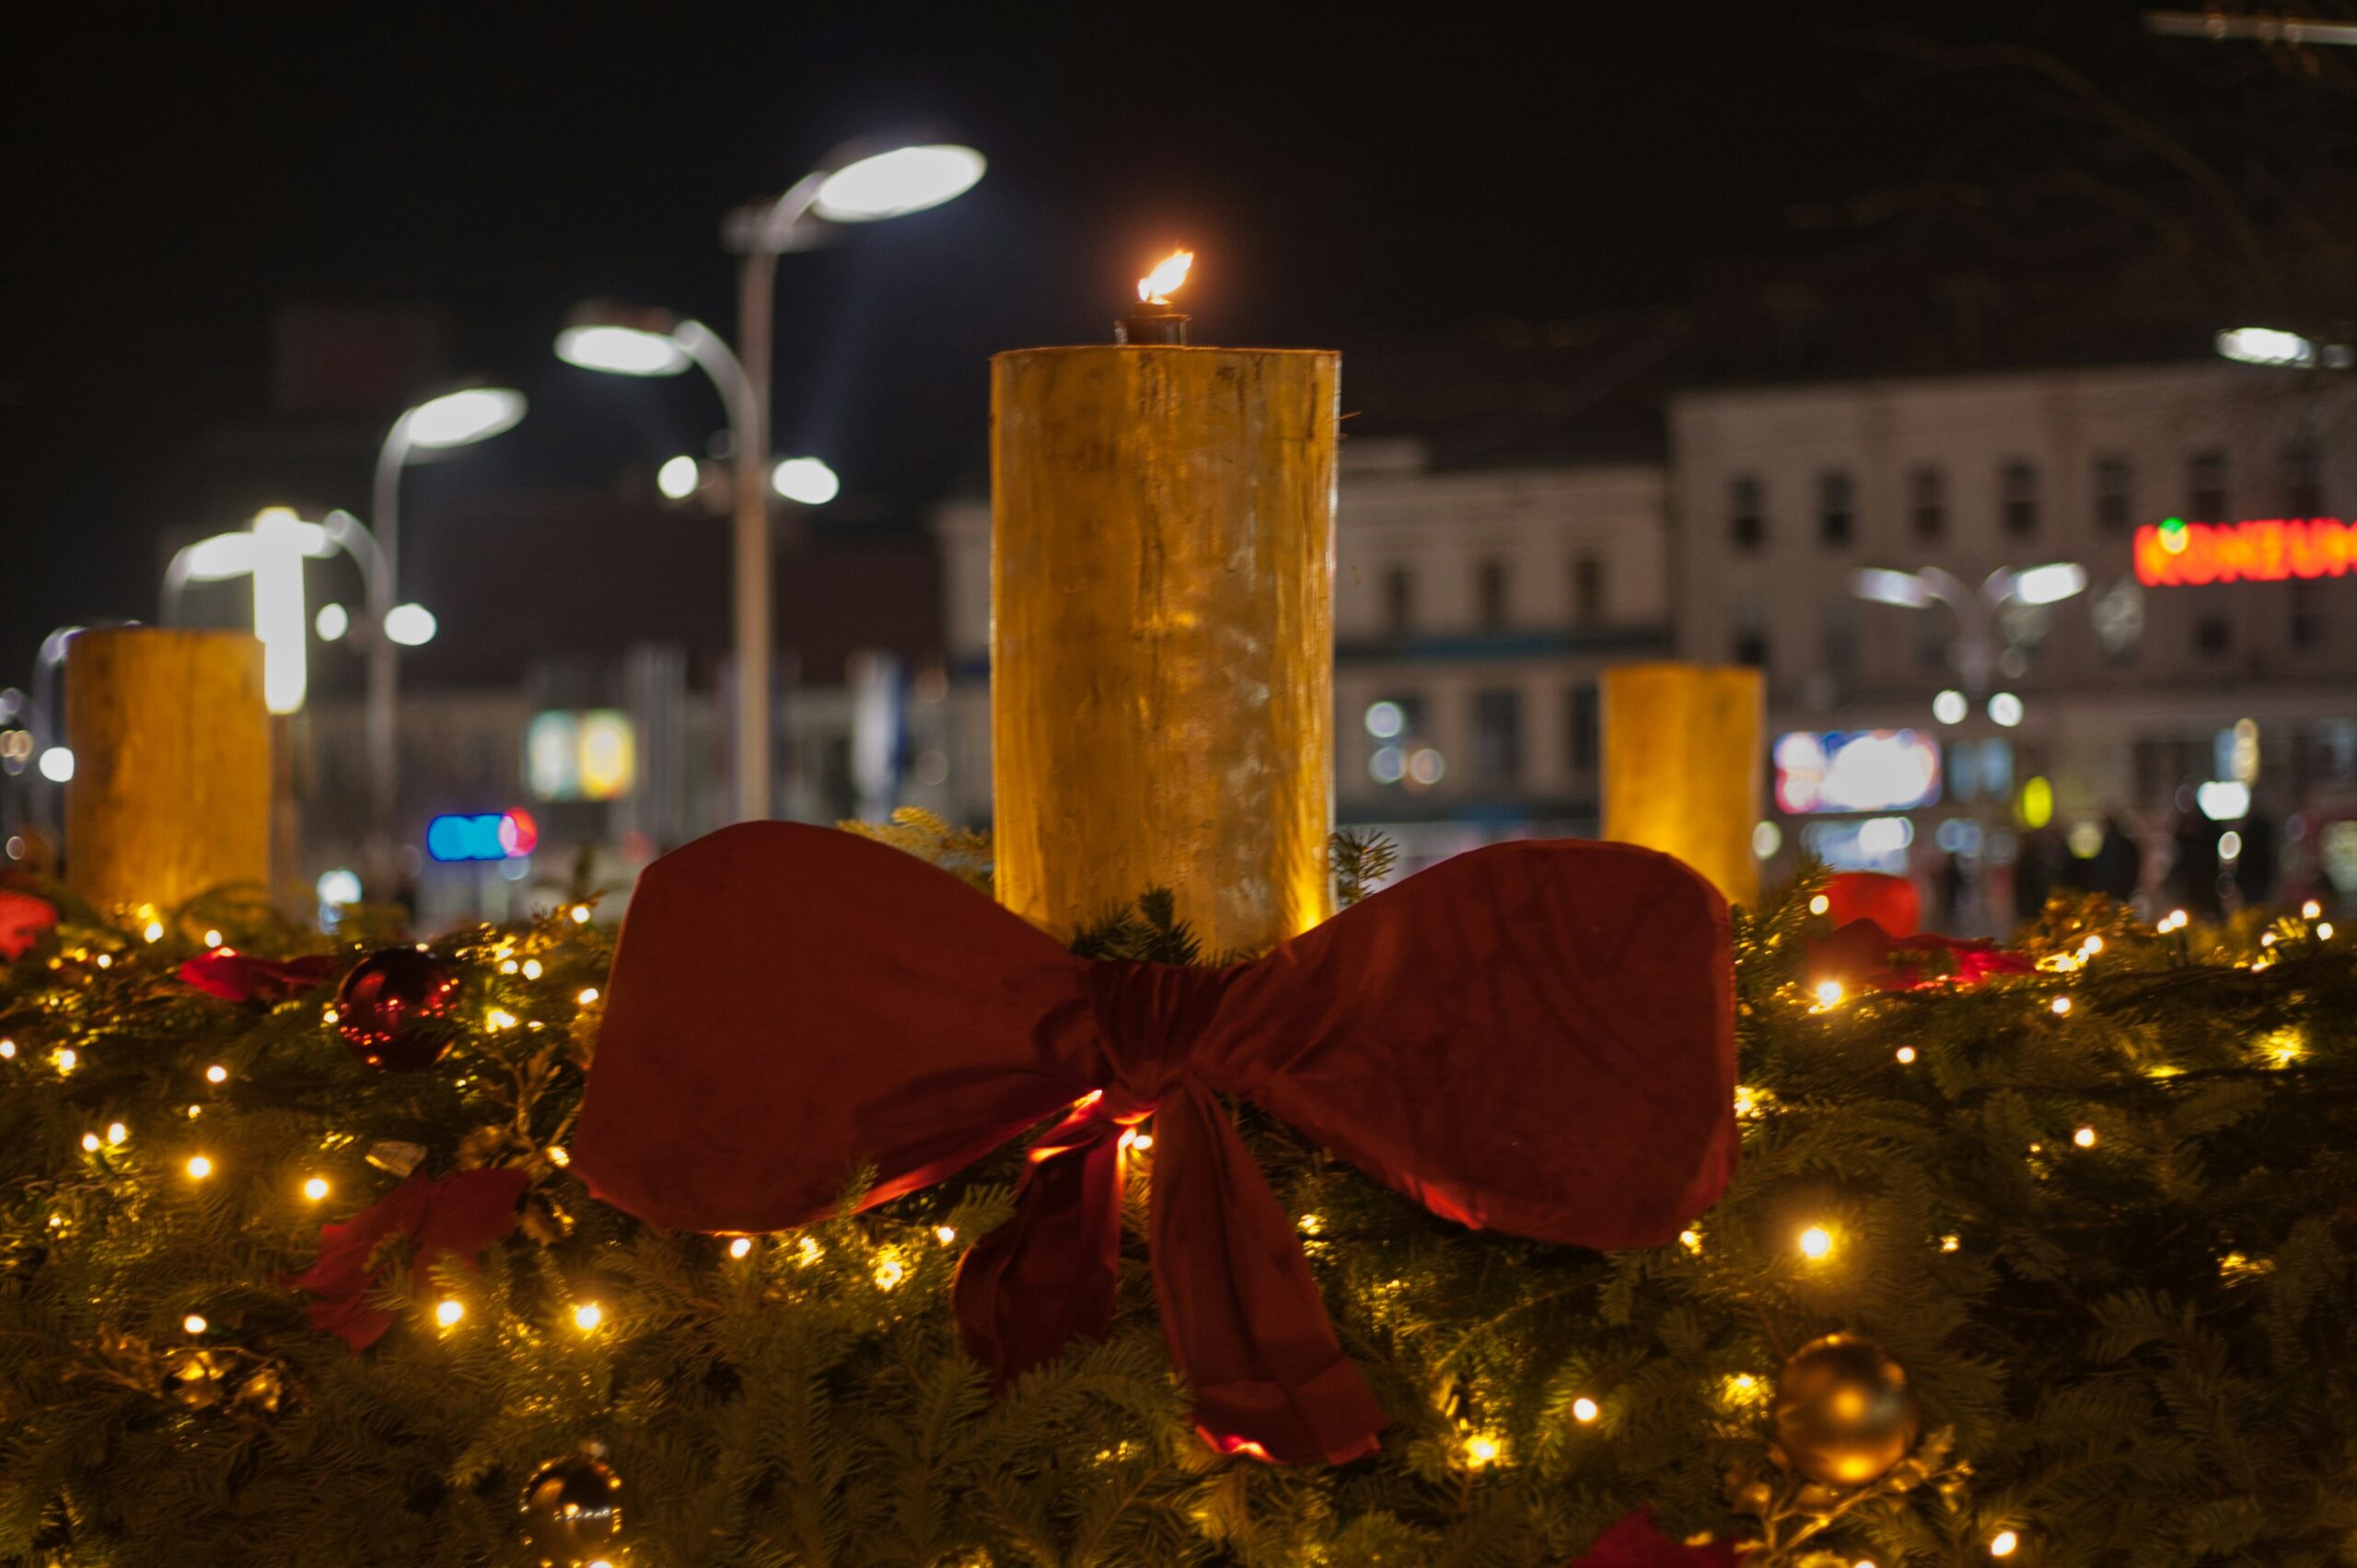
top-left (1771, 1332), bottom-right (1922, 1487)
top-left (519, 1447), bottom-right (627, 1567)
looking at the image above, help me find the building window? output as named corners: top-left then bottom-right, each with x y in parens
top-left (1909, 465), bottom-right (1945, 541)
top-left (1471, 689), bottom-right (1522, 783)
top-left (1730, 475), bottom-right (1765, 551)
top-left (1567, 681), bottom-right (1599, 773)
top-left (1818, 470), bottom-right (1854, 548)
top-left (1916, 612), bottom-right (1950, 674)
top-left (2195, 612), bottom-right (2231, 658)
top-left (1822, 601), bottom-right (1859, 681)
top-left (2189, 450), bottom-right (2229, 519)
top-left (2001, 460), bottom-right (2039, 537)
top-left (1734, 603), bottom-right (1770, 670)
top-left (1476, 558), bottom-right (1510, 631)
top-left (1382, 564), bottom-right (1413, 637)
top-left (2284, 442), bottom-right (2325, 517)
top-left (2094, 454), bottom-right (2132, 530)
top-left (1572, 553), bottom-right (1605, 627)
top-left (2290, 583), bottom-right (2324, 653)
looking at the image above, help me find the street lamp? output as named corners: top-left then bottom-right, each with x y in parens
top-left (370, 387), bottom-right (524, 856)
top-left (2213, 325), bottom-right (2354, 370)
top-left (565, 136), bottom-right (982, 824)
top-left (1850, 562), bottom-right (2086, 695)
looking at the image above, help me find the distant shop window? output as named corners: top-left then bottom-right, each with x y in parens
top-left (1567, 681), bottom-right (1599, 772)
top-left (1572, 553), bottom-right (1605, 626)
top-left (2284, 442), bottom-right (2326, 517)
top-left (1730, 475), bottom-right (1765, 551)
top-left (2290, 583), bottom-right (2325, 653)
top-left (1477, 558), bottom-right (1510, 631)
top-left (2189, 450), bottom-right (2229, 518)
top-left (1818, 470), bottom-right (1854, 548)
top-left (1471, 689), bottom-right (1523, 783)
top-left (2001, 460), bottom-right (2039, 538)
top-left (1382, 564), bottom-right (1414, 636)
top-left (2093, 454), bottom-right (2132, 530)
top-left (1908, 465), bottom-right (1945, 541)
top-left (2195, 612), bottom-right (2231, 658)
top-left (1734, 603), bottom-right (1771, 670)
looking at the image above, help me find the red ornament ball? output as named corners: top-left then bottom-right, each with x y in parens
top-left (334, 948), bottom-right (460, 1071)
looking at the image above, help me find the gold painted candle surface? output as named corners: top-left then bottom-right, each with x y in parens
top-left (65, 628), bottom-right (272, 913)
top-left (992, 345), bottom-right (1337, 955)
top-left (1601, 662), bottom-right (1762, 908)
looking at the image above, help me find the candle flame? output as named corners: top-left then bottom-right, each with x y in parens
top-left (1138, 250), bottom-right (1193, 304)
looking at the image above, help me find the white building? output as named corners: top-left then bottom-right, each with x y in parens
top-left (1669, 361), bottom-right (2357, 916)
top-left (936, 437), bottom-right (1673, 868)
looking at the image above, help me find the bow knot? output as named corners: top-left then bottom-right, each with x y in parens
top-left (575, 823), bottom-right (1736, 1466)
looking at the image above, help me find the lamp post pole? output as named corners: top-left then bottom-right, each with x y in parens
top-left (734, 250), bottom-right (776, 822)
top-left (368, 418), bottom-right (412, 867)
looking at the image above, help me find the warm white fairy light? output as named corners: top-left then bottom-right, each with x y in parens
top-left (577, 987), bottom-right (599, 1005)
top-left (1571, 1396), bottom-right (1600, 1423)
top-left (435, 1298), bottom-right (464, 1328)
top-left (545, 1144), bottom-right (570, 1167)
top-left (143, 921), bottom-right (164, 943)
top-left (797, 1236), bottom-right (823, 1267)
top-left (1808, 893), bottom-right (1831, 915)
top-left (2073, 1125), bottom-right (2097, 1148)
top-left (1799, 1225), bottom-right (1834, 1260)
top-left (94, 953), bottom-right (112, 970)
top-left (302, 1177), bottom-right (331, 1202)
top-left (499, 958), bottom-right (519, 975)
top-left (1678, 1228), bottom-right (1702, 1252)
top-left (1463, 1432), bottom-right (1503, 1466)
top-left (728, 1237), bottom-right (755, 1260)
top-left (106, 1121), bottom-right (126, 1145)
top-left (81, 1132), bottom-right (101, 1153)
top-left (2050, 996), bottom-right (2072, 1016)
top-left (183, 1314), bottom-right (208, 1335)
top-left (873, 1252), bottom-right (908, 1291)
top-left (1989, 1529), bottom-right (2019, 1557)
top-left (0, 1039), bottom-right (14, 1059)
top-left (1814, 979), bottom-right (1844, 1008)
top-left (203, 929), bottom-right (223, 948)
top-left (54, 1047), bottom-right (76, 1074)
top-left (485, 1009), bottom-right (517, 1031)
top-left (1940, 1233), bottom-right (1961, 1252)
top-left (1895, 1045), bottom-right (1917, 1064)
top-left (935, 1225), bottom-right (958, 1245)
top-left (205, 1064), bottom-right (227, 1084)
top-left (569, 905), bottom-right (591, 924)
top-left (521, 958), bottom-right (542, 980)
top-left (2321, 923), bottom-right (2337, 941)
top-left (2302, 900), bottom-right (2322, 920)
top-left (186, 1155), bottom-right (214, 1179)
top-left (573, 1302), bottom-right (604, 1331)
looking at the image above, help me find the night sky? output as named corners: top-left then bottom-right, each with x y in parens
top-left (0, 3), bottom-right (2254, 685)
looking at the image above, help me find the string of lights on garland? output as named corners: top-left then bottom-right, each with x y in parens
top-left (1, 827), bottom-right (2353, 1567)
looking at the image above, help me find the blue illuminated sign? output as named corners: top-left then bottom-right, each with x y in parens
top-left (425, 808), bottom-right (539, 863)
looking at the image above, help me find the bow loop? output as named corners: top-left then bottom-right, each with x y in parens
top-left (576, 822), bottom-right (1736, 1467)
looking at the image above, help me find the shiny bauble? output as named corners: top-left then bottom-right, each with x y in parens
top-left (518, 1447), bottom-right (628, 1567)
top-left (334, 948), bottom-right (460, 1071)
top-left (167, 1348), bottom-right (229, 1410)
top-left (1771, 1332), bottom-right (1922, 1487)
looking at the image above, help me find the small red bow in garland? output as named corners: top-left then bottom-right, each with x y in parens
top-left (1565, 1509), bottom-right (1740, 1566)
top-left (575, 824), bottom-right (1736, 1465)
top-left (290, 1167), bottom-right (528, 1351)
top-left (1808, 871), bottom-right (2030, 993)
top-left (180, 950), bottom-right (340, 1003)
top-left (0, 884), bottom-right (57, 961)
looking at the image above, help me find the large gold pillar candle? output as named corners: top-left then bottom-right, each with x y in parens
top-left (992, 345), bottom-right (1338, 955)
top-left (1601, 662), bottom-right (1763, 909)
top-left (64, 628), bottom-right (272, 913)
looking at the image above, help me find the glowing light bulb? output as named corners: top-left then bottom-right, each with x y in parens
top-left (0, 1039), bottom-right (13, 1059)
top-left (2050, 996), bottom-right (2072, 1016)
top-left (205, 1063), bottom-right (227, 1084)
top-left (1808, 893), bottom-right (1831, 915)
top-left (728, 1236), bottom-right (754, 1260)
top-left (435, 1298), bottom-right (464, 1327)
top-left (569, 904), bottom-right (590, 924)
top-left (2073, 1125), bottom-right (2096, 1148)
top-left (2081, 935), bottom-right (2103, 957)
top-left (935, 1225), bottom-right (958, 1245)
top-left (1297, 1214), bottom-right (1324, 1236)
top-left (2302, 900), bottom-right (2322, 919)
top-left (1814, 979), bottom-right (1844, 1007)
top-left (1989, 1530), bottom-right (2019, 1557)
top-left (1678, 1228), bottom-right (1702, 1252)
top-left (1940, 1234), bottom-right (1961, 1252)
top-left (577, 987), bottom-right (599, 1005)
top-left (303, 1177), bottom-right (330, 1201)
top-left (797, 1236), bottom-right (823, 1266)
top-left (81, 1132), bottom-right (100, 1152)
top-left (95, 953), bottom-right (112, 969)
top-left (1799, 1225), bottom-right (1834, 1260)
top-left (185, 1155), bottom-right (214, 1179)
top-left (106, 1121), bottom-right (126, 1145)
top-left (203, 929), bottom-right (223, 948)
top-left (143, 920), bottom-right (164, 943)
top-left (1132, 1132), bottom-right (1154, 1151)
top-left (1572, 1397), bottom-right (1600, 1423)
top-left (55, 1048), bottom-right (76, 1073)
top-left (546, 1144), bottom-right (571, 1167)
top-left (874, 1254), bottom-right (907, 1291)
top-left (486, 1009), bottom-right (517, 1030)
top-left (521, 958), bottom-right (542, 980)
top-left (183, 1314), bottom-right (208, 1335)
top-left (2320, 923), bottom-right (2336, 940)
top-left (499, 959), bottom-right (519, 975)
top-left (1463, 1433), bottom-right (1502, 1466)
top-left (1895, 1045), bottom-right (1917, 1063)
top-left (573, 1303), bottom-right (604, 1330)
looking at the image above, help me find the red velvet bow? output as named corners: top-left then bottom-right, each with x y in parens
top-left (179, 950), bottom-right (340, 1003)
top-left (289, 1167), bottom-right (528, 1351)
top-left (574, 824), bottom-right (1736, 1465)
top-left (1809, 918), bottom-right (2034, 993)
top-left (1821, 870), bottom-right (1920, 939)
top-left (1564, 1508), bottom-right (1741, 1566)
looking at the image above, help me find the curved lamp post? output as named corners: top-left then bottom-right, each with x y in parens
top-left (564, 136), bottom-right (982, 824)
top-left (1851, 562), bottom-right (2087, 700)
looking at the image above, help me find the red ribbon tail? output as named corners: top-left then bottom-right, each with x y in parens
top-left (1151, 1083), bottom-right (1387, 1465)
top-left (954, 1108), bottom-right (1127, 1383)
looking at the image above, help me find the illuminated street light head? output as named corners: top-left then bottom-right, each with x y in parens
top-left (557, 305), bottom-right (693, 377)
top-left (2008, 562), bottom-right (2087, 607)
top-left (402, 387), bottom-right (526, 448)
top-left (813, 143), bottom-right (986, 222)
top-left (1851, 567), bottom-right (1932, 610)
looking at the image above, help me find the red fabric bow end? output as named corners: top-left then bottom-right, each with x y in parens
top-left (0, 885), bottom-right (58, 961)
top-left (1810, 918), bottom-right (2034, 993)
top-left (1821, 870), bottom-right (1920, 939)
top-left (575, 823), bottom-right (1736, 1465)
top-left (290, 1167), bottom-right (528, 1351)
top-left (180, 950), bottom-right (340, 1003)
top-left (1567, 1508), bottom-right (1740, 1566)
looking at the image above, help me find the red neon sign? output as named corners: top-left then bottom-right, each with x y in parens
top-left (2135, 517), bottom-right (2354, 586)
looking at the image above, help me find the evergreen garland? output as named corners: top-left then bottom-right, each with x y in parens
top-left (1, 842), bottom-right (2353, 1567)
